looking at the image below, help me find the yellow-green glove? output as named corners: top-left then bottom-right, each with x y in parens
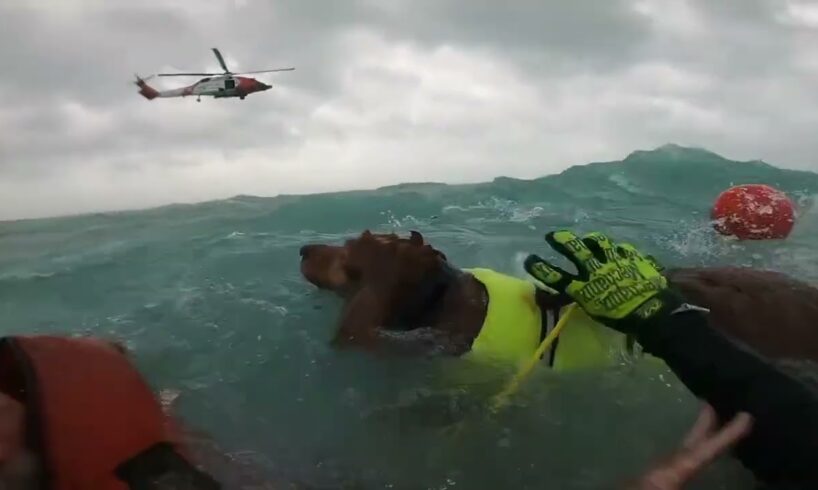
top-left (524, 230), bottom-right (684, 334)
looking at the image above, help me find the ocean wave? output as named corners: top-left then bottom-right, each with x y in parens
top-left (0, 145), bottom-right (815, 490)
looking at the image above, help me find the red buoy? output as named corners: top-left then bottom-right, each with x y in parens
top-left (711, 184), bottom-right (795, 240)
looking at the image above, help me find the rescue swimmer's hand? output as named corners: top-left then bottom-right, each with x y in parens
top-left (524, 230), bottom-right (682, 334)
top-left (629, 405), bottom-right (753, 490)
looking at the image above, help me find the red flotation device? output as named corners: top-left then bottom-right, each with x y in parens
top-left (711, 184), bottom-right (796, 240)
top-left (0, 335), bottom-right (218, 489)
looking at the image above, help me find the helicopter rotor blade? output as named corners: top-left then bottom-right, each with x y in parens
top-left (212, 48), bottom-right (230, 73)
top-left (234, 68), bottom-right (295, 75)
top-left (157, 73), bottom-right (220, 77)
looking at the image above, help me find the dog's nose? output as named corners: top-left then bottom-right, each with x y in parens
top-left (300, 245), bottom-right (315, 260)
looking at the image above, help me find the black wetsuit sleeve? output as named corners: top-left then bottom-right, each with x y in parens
top-left (635, 310), bottom-right (818, 488)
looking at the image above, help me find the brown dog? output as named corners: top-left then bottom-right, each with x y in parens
top-left (301, 230), bottom-right (818, 363)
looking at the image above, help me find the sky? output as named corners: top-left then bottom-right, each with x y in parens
top-left (1, 0), bottom-right (817, 220)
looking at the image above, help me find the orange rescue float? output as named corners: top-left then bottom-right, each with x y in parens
top-left (711, 184), bottom-right (796, 240)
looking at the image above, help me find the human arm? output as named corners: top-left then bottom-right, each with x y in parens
top-left (524, 230), bottom-right (818, 487)
top-left (636, 304), bottom-right (818, 486)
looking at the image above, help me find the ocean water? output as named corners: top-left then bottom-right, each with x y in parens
top-left (1, 145), bottom-right (817, 489)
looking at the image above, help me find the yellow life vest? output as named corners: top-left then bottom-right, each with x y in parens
top-left (464, 268), bottom-right (628, 369)
top-left (549, 306), bottom-right (627, 371)
top-left (464, 268), bottom-right (542, 365)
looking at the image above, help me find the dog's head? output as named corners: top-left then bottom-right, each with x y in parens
top-left (300, 230), bottom-right (448, 300)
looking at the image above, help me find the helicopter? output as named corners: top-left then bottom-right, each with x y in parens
top-left (135, 48), bottom-right (294, 102)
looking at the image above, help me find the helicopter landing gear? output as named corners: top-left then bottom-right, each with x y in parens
top-left (197, 96), bottom-right (201, 102)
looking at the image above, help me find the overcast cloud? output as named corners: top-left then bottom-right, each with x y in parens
top-left (1, 0), bottom-right (816, 220)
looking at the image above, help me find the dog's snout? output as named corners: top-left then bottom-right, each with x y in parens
top-left (300, 245), bottom-right (316, 260)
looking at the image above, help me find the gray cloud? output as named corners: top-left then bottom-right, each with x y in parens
top-left (1, 0), bottom-right (816, 220)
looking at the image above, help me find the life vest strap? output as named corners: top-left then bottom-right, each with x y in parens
top-left (116, 443), bottom-right (220, 490)
top-left (543, 307), bottom-right (561, 367)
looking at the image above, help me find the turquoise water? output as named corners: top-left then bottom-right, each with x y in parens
top-left (1, 145), bottom-right (816, 489)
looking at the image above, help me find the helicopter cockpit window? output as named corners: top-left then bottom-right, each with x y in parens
top-left (225, 79), bottom-right (236, 90)
top-left (200, 77), bottom-right (211, 82)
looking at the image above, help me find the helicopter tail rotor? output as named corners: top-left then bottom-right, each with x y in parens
top-left (134, 73), bottom-right (156, 83)
top-left (134, 74), bottom-right (159, 100)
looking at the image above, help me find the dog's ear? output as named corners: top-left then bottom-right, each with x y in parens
top-left (358, 230), bottom-right (380, 246)
top-left (409, 230), bottom-right (424, 246)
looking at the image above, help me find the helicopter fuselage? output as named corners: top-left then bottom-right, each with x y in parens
top-left (138, 75), bottom-right (271, 101)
